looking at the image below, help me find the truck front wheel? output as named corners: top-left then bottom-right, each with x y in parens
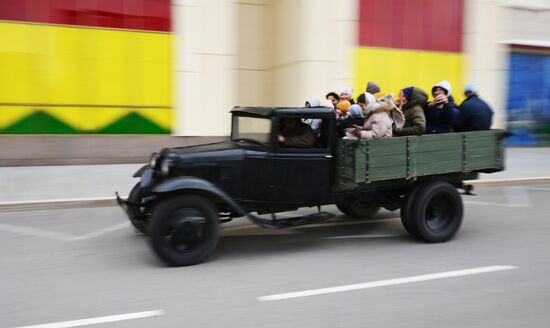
top-left (401, 181), bottom-right (463, 243)
top-left (336, 197), bottom-right (380, 219)
top-left (149, 195), bottom-right (220, 266)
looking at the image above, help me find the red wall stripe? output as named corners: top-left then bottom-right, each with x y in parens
top-left (0, 0), bottom-right (171, 32)
top-left (359, 0), bottom-right (463, 52)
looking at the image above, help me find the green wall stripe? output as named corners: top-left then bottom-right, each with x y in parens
top-left (97, 112), bottom-right (171, 134)
top-left (1, 111), bottom-right (80, 134)
top-left (1, 111), bottom-right (170, 134)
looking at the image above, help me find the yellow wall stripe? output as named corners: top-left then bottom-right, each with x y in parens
top-left (0, 21), bottom-right (172, 131)
top-left (354, 47), bottom-right (466, 102)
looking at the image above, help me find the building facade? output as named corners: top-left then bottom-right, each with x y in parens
top-left (1, 0), bottom-right (549, 145)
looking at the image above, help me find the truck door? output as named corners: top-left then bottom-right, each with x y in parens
top-left (267, 117), bottom-right (333, 203)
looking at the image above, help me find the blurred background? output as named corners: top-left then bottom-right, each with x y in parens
top-left (0, 0), bottom-right (549, 164)
top-left (1, 3), bottom-right (550, 327)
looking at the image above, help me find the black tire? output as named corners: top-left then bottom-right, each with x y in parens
top-left (400, 184), bottom-right (423, 239)
top-left (336, 197), bottom-right (380, 219)
top-left (149, 195), bottom-right (219, 266)
top-left (401, 181), bottom-right (463, 243)
top-left (127, 183), bottom-right (148, 234)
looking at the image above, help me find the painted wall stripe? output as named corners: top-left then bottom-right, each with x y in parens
top-left (353, 47), bottom-right (465, 101)
top-left (359, 0), bottom-right (464, 52)
top-left (0, 0), bottom-right (171, 32)
top-left (258, 265), bottom-right (518, 301)
top-left (0, 20), bottom-right (173, 133)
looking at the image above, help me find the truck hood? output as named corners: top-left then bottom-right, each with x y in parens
top-left (161, 141), bottom-right (262, 162)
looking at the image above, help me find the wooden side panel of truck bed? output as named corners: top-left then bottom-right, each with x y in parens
top-left (335, 130), bottom-right (505, 191)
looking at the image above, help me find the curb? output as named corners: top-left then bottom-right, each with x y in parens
top-left (466, 177), bottom-right (550, 186)
top-left (0, 196), bottom-right (124, 213)
top-left (1, 177), bottom-right (550, 213)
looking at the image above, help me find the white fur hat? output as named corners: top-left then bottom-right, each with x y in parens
top-left (305, 98), bottom-right (321, 107)
top-left (364, 92), bottom-right (377, 113)
top-left (432, 80), bottom-right (452, 96)
top-left (340, 87), bottom-right (353, 97)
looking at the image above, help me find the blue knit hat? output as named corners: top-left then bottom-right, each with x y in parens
top-left (402, 87), bottom-right (414, 101)
top-left (349, 104), bottom-right (363, 118)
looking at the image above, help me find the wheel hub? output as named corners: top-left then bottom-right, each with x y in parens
top-left (426, 194), bottom-right (451, 230)
top-left (166, 209), bottom-right (207, 253)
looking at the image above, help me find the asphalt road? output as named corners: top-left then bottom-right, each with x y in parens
top-left (1, 184), bottom-right (550, 328)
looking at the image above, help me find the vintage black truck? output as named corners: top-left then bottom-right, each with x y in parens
top-left (117, 107), bottom-right (506, 266)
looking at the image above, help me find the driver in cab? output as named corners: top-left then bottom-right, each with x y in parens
top-left (278, 118), bottom-right (315, 148)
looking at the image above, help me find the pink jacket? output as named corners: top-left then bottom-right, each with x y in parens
top-left (359, 103), bottom-right (393, 140)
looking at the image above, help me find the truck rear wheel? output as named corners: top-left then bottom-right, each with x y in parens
top-left (401, 181), bottom-right (463, 242)
top-left (149, 195), bottom-right (219, 266)
top-left (336, 197), bottom-right (380, 219)
top-left (127, 183), bottom-right (148, 234)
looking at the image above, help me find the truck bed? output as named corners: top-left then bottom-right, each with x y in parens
top-left (335, 130), bottom-right (506, 191)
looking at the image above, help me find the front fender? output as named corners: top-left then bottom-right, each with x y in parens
top-left (133, 165), bottom-right (150, 178)
top-left (152, 177), bottom-right (248, 216)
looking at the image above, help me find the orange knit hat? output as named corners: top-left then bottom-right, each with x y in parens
top-left (336, 100), bottom-right (351, 113)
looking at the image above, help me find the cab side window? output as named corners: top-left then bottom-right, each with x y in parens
top-left (278, 117), bottom-right (329, 149)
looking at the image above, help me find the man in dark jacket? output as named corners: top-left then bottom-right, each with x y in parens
top-left (278, 118), bottom-right (315, 148)
top-left (424, 80), bottom-right (459, 134)
top-left (455, 83), bottom-right (494, 131)
top-left (394, 86), bottom-right (427, 136)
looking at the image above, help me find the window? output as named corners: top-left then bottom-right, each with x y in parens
top-left (278, 117), bottom-right (330, 149)
top-left (232, 115), bottom-right (271, 147)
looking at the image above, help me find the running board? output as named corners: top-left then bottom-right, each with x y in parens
top-left (246, 211), bottom-right (334, 229)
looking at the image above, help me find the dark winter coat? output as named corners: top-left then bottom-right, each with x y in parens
top-left (394, 87), bottom-right (427, 136)
top-left (455, 95), bottom-right (494, 132)
top-left (281, 121), bottom-right (316, 147)
top-left (423, 95), bottom-right (460, 134)
top-left (337, 116), bottom-right (364, 138)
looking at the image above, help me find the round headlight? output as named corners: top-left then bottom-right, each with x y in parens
top-left (161, 159), bottom-right (172, 176)
top-left (149, 152), bottom-right (159, 168)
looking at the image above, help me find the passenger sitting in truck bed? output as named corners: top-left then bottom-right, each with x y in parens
top-left (338, 104), bottom-right (364, 138)
top-left (424, 80), bottom-right (459, 134)
top-left (335, 100), bottom-right (352, 138)
top-left (326, 92), bottom-right (340, 108)
top-left (347, 92), bottom-right (393, 140)
top-left (393, 87), bottom-right (427, 136)
top-left (303, 99), bottom-right (322, 137)
top-left (454, 83), bottom-right (494, 131)
top-left (339, 87), bottom-right (355, 104)
top-left (278, 118), bottom-right (316, 148)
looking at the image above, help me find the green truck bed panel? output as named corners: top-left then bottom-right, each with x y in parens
top-left (335, 130), bottom-right (505, 190)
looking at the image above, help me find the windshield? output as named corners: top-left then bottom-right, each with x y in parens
top-left (231, 115), bottom-right (271, 145)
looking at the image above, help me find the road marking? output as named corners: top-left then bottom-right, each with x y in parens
top-left (13, 309), bottom-right (164, 328)
top-left (511, 186), bottom-right (550, 192)
top-left (0, 222), bottom-right (129, 241)
top-left (222, 227), bottom-right (299, 236)
top-left (505, 186), bottom-right (532, 207)
top-left (70, 222), bottom-right (130, 240)
top-left (325, 233), bottom-right (403, 239)
top-left (257, 265), bottom-right (518, 301)
top-left (0, 223), bottom-right (74, 241)
top-left (464, 200), bottom-right (529, 208)
top-left (464, 186), bottom-right (532, 208)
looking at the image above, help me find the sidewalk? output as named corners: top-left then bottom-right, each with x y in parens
top-left (0, 148), bottom-right (549, 203)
